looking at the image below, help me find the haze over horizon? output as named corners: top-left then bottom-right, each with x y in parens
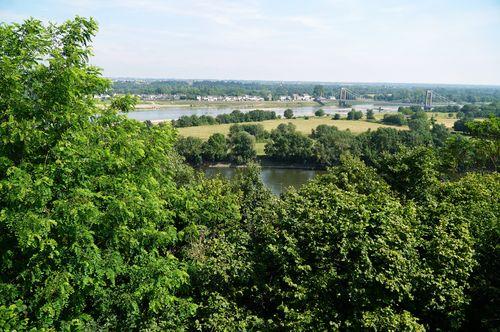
top-left (2, 0), bottom-right (500, 85)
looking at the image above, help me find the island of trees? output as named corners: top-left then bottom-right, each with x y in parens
top-left (0, 18), bottom-right (498, 331)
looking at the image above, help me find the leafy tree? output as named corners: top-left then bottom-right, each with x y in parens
top-left (0, 18), bottom-right (240, 330)
top-left (202, 133), bottom-right (228, 162)
top-left (333, 113), bottom-right (341, 120)
top-left (175, 136), bottom-right (204, 166)
top-left (382, 113), bottom-right (406, 126)
top-left (265, 123), bottom-right (314, 163)
top-left (366, 109), bottom-right (375, 120)
top-left (314, 109), bottom-right (325, 117)
top-left (347, 109), bottom-right (363, 120)
top-left (313, 85), bottom-right (324, 98)
top-left (311, 125), bottom-right (360, 165)
top-left (259, 158), bottom-right (422, 329)
top-left (229, 131), bottom-right (256, 164)
top-left (284, 108), bottom-right (294, 119)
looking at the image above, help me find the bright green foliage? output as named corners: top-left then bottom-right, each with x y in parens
top-left (262, 158), bottom-right (421, 330)
top-left (0, 18), bottom-right (240, 330)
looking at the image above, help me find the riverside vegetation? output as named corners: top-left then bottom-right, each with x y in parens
top-left (0, 18), bottom-right (499, 331)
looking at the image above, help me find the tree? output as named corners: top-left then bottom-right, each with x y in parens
top-left (229, 131), bottom-right (256, 164)
top-left (284, 108), bottom-right (294, 119)
top-left (347, 109), bottom-right (363, 120)
top-left (265, 123), bottom-right (314, 163)
top-left (259, 158), bottom-right (422, 330)
top-left (382, 113), bottom-right (406, 126)
top-left (313, 85), bottom-right (324, 98)
top-left (311, 125), bottom-right (360, 165)
top-left (0, 18), bottom-right (241, 330)
top-left (175, 136), bottom-right (204, 166)
top-left (366, 109), bottom-right (375, 120)
top-left (202, 133), bottom-right (228, 162)
top-left (333, 113), bottom-right (341, 120)
top-left (314, 109), bottom-right (325, 117)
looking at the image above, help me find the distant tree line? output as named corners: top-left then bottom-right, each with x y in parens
top-left (111, 80), bottom-right (500, 103)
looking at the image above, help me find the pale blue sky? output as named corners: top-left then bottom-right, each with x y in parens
top-left (1, 0), bottom-right (500, 84)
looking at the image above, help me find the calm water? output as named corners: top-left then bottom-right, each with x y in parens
top-left (204, 167), bottom-right (325, 195)
top-left (127, 104), bottom-right (399, 122)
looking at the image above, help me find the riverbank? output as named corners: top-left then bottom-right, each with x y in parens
top-left (207, 158), bottom-right (323, 170)
top-left (134, 100), bottom-right (324, 110)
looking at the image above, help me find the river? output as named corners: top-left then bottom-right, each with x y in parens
top-left (126, 104), bottom-right (400, 122)
top-left (204, 167), bottom-right (325, 195)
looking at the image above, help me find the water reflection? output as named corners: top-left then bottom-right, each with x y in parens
top-left (204, 167), bottom-right (324, 195)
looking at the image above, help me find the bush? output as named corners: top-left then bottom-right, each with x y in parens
top-left (315, 109), bottom-right (325, 117)
top-left (366, 109), bottom-right (375, 120)
top-left (333, 113), bottom-right (341, 120)
top-left (284, 108), bottom-right (294, 119)
top-left (382, 113), bottom-right (406, 126)
top-left (347, 109), bottom-right (363, 120)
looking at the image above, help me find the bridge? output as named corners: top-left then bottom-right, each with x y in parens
top-left (337, 87), bottom-right (457, 109)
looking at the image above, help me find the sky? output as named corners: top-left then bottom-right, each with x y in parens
top-left (1, 0), bottom-right (500, 85)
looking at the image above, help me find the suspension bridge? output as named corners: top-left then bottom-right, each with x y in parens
top-left (337, 87), bottom-right (457, 109)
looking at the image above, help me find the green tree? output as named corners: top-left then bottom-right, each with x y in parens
top-left (284, 108), bottom-right (294, 119)
top-left (347, 109), bottom-right (363, 120)
top-left (314, 109), bottom-right (325, 117)
top-left (0, 17), bottom-right (240, 330)
top-left (202, 133), bottom-right (228, 162)
top-left (313, 85), bottom-right (324, 98)
top-left (175, 136), bottom-right (204, 166)
top-left (366, 109), bottom-right (375, 120)
top-left (265, 123), bottom-right (314, 163)
top-left (229, 131), bottom-right (256, 164)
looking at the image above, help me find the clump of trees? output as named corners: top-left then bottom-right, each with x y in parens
top-left (1, 18), bottom-right (499, 331)
top-left (347, 109), bottom-right (363, 120)
top-left (284, 108), bottom-right (294, 119)
top-left (382, 113), bottom-right (407, 126)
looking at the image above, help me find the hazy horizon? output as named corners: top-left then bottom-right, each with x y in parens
top-left (2, 0), bottom-right (500, 85)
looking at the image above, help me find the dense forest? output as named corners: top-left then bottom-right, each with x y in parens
top-left (111, 78), bottom-right (500, 103)
top-left (1, 18), bottom-right (499, 331)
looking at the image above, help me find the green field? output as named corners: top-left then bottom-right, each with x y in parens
top-left (178, 117), bottom-right (402, 140)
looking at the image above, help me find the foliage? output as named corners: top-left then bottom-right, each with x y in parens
top-left (314, 109), bottom-right (325, 117)
top-left (265, 123), bottom-right (314, 163)
top-left (284, 108), bottom-right (294, 119)
top-left (382, 113), bottom-right (406, 126)
top-left (229, 131), bottom-right (256, 164)
top-left (175, 136), bottom-right (204, 166)
top-left (366, 109), bottom-right (375, 120)
top-left (347, 109), bottom-right (363, 120)
top-left (202, 133), bottom-right (228, 162)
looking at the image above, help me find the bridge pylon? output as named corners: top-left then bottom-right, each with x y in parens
top-left (424, 90), bottom-right (433, 110)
